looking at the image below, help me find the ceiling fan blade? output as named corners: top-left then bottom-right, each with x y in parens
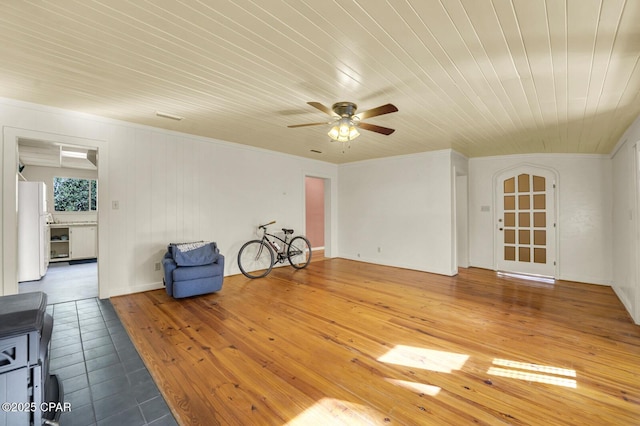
top-left (355, 103), bottom-right (398, 120)
top-left (307, 102), bottom-right (336, 116)
top-left (358, 122), bottom-right (396, 135)
top-left (287, 122), bottom-right (330, 128)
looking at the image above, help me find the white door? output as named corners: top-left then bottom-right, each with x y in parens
top-left (496, 167), bottom-right (557, 277)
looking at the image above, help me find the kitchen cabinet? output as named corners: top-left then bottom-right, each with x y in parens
top-left (49, 227), bottom-right (70, 262)
top-left (49, 224), bottom-right (97, 262)
top-left (70, 225), bottom-right (97, 259)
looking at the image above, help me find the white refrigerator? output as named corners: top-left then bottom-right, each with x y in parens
top-left (18, 181), bottom-right (49, 282)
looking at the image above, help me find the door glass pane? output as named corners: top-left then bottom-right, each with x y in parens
top-left (518, 195), bottom-right (530, 209)
top-left (519, 212), bottom-right (530, 227)
top-left (533, 194), bottom-right (545, 209)
top-left (504, 196), bottom-right (515, 210)
top-left (534, 230), bottom-right (546, 245)
top-left (534, 248), bottom-right (546, 264)
top-left (505, 229), bottom-right (515, 244)
top-left (518, 174), bottom-right (530, 192)
top-left (519, 247), bottom-right (531, 262)
top-left (504, 213), bottom-right (515, 227)
top-left (533, 175), bottom-right (545, 191)
top-left (505, 246), bottom-right (516, 261)
top-left (533, 212), bottom-right (546, 227)
top-left (504, 177), bottom-right (515, 193)
top-left (519, 230), bottom-right (530, 244)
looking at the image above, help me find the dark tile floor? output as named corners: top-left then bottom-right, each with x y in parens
top-left (48, 298), bottom-right (178, 426)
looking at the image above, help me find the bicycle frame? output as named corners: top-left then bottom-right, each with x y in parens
top-left (261, 230), bottom-right (291, 264)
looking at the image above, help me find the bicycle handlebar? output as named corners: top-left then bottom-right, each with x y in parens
top-left (259, 220), bottom-right (276, 229)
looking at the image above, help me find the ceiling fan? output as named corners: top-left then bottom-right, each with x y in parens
top-left (287, 101), bottom-right (398, 143)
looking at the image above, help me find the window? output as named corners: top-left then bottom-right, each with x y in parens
top-left (53, 177), bottom-right (98, 211)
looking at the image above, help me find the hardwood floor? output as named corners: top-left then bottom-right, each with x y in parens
top-left (111, 259), bottom-right (640, 425)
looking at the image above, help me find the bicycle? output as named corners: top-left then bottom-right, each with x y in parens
top-left (237, 220), bottom-right (312, 278)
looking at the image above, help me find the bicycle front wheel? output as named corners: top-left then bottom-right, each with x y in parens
top-left (287, 236), bottom-right (312, 269)
top-left (238, 240), bottom-right (274, 278)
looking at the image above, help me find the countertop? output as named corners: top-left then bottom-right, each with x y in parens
top-left (48, 222), bottom-right (97, 227)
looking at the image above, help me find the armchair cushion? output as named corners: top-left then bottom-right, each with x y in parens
top-left (169, 241), bottom-right (219, 266)
top-left (172, 262), bottom-right (222, 282)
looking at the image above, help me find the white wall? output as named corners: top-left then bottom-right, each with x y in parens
top-left (338, 150), bottom-right (457, 276)
top-left (1, 98), bottom-right (338, 297)
top-left (469, 154), bottom-right (612, 285)
top-left (611, 114), bottom-right (640, 324)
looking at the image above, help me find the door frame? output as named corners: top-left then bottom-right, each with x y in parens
top-left (492, 163), bottom-right (559, 278)
top-left (2, 127), bottom-right (108, 297)
top-left (454, 171), bottom-right (469, 270)
top-left (302, 172), bottom-right (335, 258)
top-left (635, 144), bottom-right (640, 321)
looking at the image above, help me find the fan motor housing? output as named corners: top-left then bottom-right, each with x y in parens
top-left (332, 102), bottom-right (357, 117)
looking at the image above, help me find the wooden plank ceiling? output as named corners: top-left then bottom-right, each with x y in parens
top-left (1, 0), bottom-right (639, 164)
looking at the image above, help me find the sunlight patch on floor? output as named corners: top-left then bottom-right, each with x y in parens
top-left (488, 358), bottom-right (577, 388)
top-left (285, 398), bottom-right (382, 425)
top-left (384, 378), bottom-right (441, 396)
top-left (492, 358), bottom-right (576, 377)
top-left (377, 345), bottom-right (469, 373)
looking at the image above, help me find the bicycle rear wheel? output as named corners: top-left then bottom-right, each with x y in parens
top-left (238, 240), bottom-right (274, 278)
top-left (287, 236), bottom-right (312, 269)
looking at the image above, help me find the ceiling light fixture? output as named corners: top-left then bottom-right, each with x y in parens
top-left (155, 111), bottom-right (184, 121)
top-left (328, 117), bottom-right (359, 143)
top-left (61, 150), bottom-right (87, 159)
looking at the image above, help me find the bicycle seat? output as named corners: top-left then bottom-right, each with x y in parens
top-left (282, 228), bottom-right (294, 235)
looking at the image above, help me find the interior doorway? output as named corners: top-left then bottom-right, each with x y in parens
top-left (2, 127), bottom-right (105, 300)
top-left (17, 138), bottom-right (99, 304)
top-left (305, 176), bottom-right (325, 250)
top-left (304, 175), bottom-right (334, 261)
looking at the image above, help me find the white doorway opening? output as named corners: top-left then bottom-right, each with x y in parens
top-left (304, 175), bottom-right (333, 258)
top-left (305, 177), bottom-right (325, 250)
top-left (2, 127), bottom-right (107, 299)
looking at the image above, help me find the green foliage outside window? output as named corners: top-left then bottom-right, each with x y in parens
top-left (53, 177), bottom-right (98, 211)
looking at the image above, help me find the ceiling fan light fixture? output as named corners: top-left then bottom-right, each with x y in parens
top-left (328, 118), bottom-right (359, 142)
top-left (289, 101), bottom-right (396, 147)
top-left (338, 118), bottom-right (350, 137)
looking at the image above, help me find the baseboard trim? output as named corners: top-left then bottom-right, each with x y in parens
top-left (109, 281), bottom-right (165, 298)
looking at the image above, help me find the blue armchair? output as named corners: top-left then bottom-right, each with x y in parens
top-left (161, 241), bottom-right (225, 298)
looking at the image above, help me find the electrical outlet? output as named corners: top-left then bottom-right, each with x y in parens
top-left (154, 262), bottom-right (161, 271)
